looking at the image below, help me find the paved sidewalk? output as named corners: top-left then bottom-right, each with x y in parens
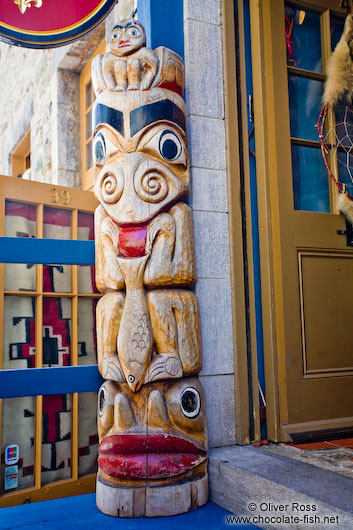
top-left (0, 493), bottom-right (258, 530)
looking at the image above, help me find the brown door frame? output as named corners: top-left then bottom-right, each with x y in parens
top-left (248, 0), bottom-right (351, 441)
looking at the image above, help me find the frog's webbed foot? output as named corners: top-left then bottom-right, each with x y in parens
top-left (144, 353), bottom-right (183, 383)
top-left (102, 355), bottom-right (126, 382)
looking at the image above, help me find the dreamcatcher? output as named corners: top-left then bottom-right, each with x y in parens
top-left (317, 2), bottom-right (353, 222)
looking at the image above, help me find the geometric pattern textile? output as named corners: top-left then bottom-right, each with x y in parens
top-left (1, 202), bottom-right (98, 492)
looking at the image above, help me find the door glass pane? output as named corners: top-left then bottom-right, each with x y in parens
top-left (1, 396), bottom-right (36, 492)
top-left (3, 295), bottom-right (36, 369)
top-left (331, 15), bottom-right (345, 51)
top-left (78, 391), bottom-right (98, 477)
top-left (43, 207), bottom-right (71, 293)
top-left (5, 201), bottom-right (36, 292)
top-left (77, 211), bottom-right (98, 294)
top-left (43, 297), bottom-right (71, 367)
top-left (78, 298), bottom-right (97, 365)
top-left (288, 75), bottom-right (323, 140)
top-left (86, 111), bottom-right (92, 139)
top-left (292, 145), bottom-right (330, 212)
top-left (41, 393), bottom-right (72, 485)
top-left (285, 5), bottom-right (322, 72)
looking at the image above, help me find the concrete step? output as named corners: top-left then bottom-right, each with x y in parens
top-left (209, 445), bottom-right (353, 529)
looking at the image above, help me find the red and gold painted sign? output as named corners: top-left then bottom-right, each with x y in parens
top-left (0, 0), bottom-right (117, 48)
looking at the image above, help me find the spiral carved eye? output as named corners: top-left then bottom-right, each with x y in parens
top-left (181, 387), bottom-right (201, 418)
top-left (100, 172), bottom-right (124, 204)
top-left (134, 170), bottom-right (168, 203)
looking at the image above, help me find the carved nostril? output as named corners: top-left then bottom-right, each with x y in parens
top-left (148, 389), bottom-right (170, 428)
top-left (100, 171), bottom-right (124, 204)
top-left (114, 393), bottom-right (136, 430)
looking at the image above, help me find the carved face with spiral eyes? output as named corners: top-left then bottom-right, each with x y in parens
top-left (93, 88), bottom-right (190, 225)
top-left (109, 19), bottom-right (146, 57)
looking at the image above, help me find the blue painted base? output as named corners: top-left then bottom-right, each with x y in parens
top-left (0, 494), bottom-right (258, 529)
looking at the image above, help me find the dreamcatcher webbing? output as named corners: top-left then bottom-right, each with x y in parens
top-left (317, 102), bottom-right (353, 202)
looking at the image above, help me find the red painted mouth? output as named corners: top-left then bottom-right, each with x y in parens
top-left (98, 434), bottom-right (207, 479)
top-left (118, 225), bottom-right (147, 258)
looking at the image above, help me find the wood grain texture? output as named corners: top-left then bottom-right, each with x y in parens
top-left (94, 20), bottom-right (208, 516)
top-left (96, 474), bottom-right (208, 518)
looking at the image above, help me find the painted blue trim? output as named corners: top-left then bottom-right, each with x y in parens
top-left (0, 366), bottom-right (104, 398)
top-left (138, 0), bottom-right (184, 58)
top-left (243, 0), bottom-right (266, 436)
top-left (0, 237), bottom-right (95, 265)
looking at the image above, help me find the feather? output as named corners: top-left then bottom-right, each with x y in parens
top-left (337, 192), bottom-right (353, 224)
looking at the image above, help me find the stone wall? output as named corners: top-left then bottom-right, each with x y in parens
top-left (184, 0), bottom-right (236, 448)
top-left (0, 22), bottom-right (105, 187)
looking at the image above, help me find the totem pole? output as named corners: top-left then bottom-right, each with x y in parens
top-left (92, 19), bottom-right (208, 517)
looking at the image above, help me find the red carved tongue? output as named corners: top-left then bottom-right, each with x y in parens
top-left (118, 226), bottom-right (147, 258)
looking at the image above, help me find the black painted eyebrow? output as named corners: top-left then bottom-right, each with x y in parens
top-left (130, 100), bottom-right (186, 137)
top-left (113, 22), bottom-right (142, 30)
top-left (93, 104), bottom-right (124, 136)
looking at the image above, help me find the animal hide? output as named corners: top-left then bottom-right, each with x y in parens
top-left (323, 14), bottom-right (353, 105)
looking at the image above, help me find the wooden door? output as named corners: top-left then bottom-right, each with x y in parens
top-left (250, 0), bottom-right (353, 441)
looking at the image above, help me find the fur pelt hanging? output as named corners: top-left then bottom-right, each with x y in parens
top-left (323, 14), bottom-right (353, 223)
top-left (323, 14), bottom-right (353, 106)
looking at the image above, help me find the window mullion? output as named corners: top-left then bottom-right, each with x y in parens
top-left (34, 203), bottom-right (43, 490)
top-left (71, 208), bottom-right (79, 480)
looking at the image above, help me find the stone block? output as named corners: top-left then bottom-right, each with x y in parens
top-left (190, 168), bottom-right (228, 212)
top-left (196, 278), bottom-right (234, 376)
top-left (193, 211), bottom-right (230, 279)
top-left (184, 20), bottom-right (224, 119)
top-left (209, 446), bottom-right (353, 527)
top-left (187, 116), bottom-right (226, 170)
top-left (200, 374), bottom-right (236, 448)
top-left (184, 0), bottom-right (222, 25)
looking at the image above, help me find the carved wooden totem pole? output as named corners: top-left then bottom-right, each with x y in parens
top-left (92, 19), bottom-right (208, 517)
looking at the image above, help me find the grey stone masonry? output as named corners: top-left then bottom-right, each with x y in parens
top-left (0, 22), bottom-right (105, 187)
top-left (184, 0), bottom-right (236, 448)
top-left (209, 445), bottom-right (353, 528)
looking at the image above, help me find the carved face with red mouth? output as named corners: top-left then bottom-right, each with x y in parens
top-left (109, 19), bottom-right (146, 57)
top-left (97, 378), bottom-right (207, 485)
top-left (93, 88), bottom-right (189, 226)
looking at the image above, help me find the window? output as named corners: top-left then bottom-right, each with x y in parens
top-left (0, 175), bottom-right (100, 504)
top-left (80, 40), bottom-right (106, 191)
top-left (285, 4), bottom-right (344, 212)
top-left (11, 130), bottom-right (31, 179)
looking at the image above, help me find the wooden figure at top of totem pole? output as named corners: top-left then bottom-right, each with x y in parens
top-left (92, 18), bottom-right (208, 518)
